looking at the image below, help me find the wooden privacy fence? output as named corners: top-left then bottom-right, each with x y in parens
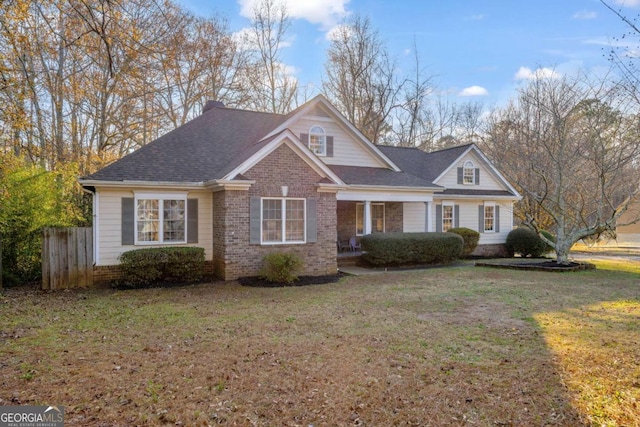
top-left (42, 227), bottom-right (93, 289)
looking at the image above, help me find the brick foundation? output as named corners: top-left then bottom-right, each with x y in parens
top-left (93, 261), bottom-right (215, 287)
top-left (472, 244), bottom-right (509, 257)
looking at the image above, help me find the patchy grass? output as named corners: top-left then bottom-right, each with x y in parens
top-left (1, 265), bottom-right (639, 426)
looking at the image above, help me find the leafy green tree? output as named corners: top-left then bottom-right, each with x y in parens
top-left (0, 153), bottom-right (88, 284)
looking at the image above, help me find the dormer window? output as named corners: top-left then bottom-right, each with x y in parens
top-left (309, 125), bottom-right (326, 156)
top-left (463, 160), bottom-right (475, 185)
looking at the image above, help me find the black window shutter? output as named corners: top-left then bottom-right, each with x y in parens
top-left (326, 136), bottom-right (334, 157)
top-left (306, 198), bottom-right (317, 242)
top-left (457, 167), bottom-right (463, 184)
top-left (495, 205), bottom-right (500, 232)
top-left (187, 199), bottom-right (198, 243)
top-left (478, 205), bottom-right (484, 233)
top-left (435, 205), bottom-right (442, 232)
top-left (122, 198), bottom-right (135, 245)
top-left (249, 197), bottom-right (261, 244)
top-left (454, 205), bottom-right (460, 228)
top-left (475, 168), bottom-right (480, 185)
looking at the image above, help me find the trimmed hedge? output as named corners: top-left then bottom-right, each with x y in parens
top-left (505, 227), bottom-right (552, 258)
top-left (361, 232), bottom-right (463, 266)
top-left (447, 227), bottom-right (480, 257)
top-left (259, 252), bottom-right (304, 285)
top-left (118, 246), bottom-right (205, 287)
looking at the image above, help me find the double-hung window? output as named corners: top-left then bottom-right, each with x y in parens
top-left (136, 195), bottom-right (186, 244)
top-left (463, 160), bottom-right (475, 185)
top-left (356, 203), bottom-right (385, 235)
top-left (309, 125), bottom-right (326, 156)
top-left (262, 198), bottom-right (306, 244)
top-left (442, 202), bottom-right (454, 232)
top-left (484, 203), bottom-right (495, 233)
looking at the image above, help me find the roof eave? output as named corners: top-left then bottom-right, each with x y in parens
top-left (78, 179), bottom-right (205, 189)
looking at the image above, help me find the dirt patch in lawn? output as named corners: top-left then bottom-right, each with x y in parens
top-left (418, 299), bottom-right (530, 330)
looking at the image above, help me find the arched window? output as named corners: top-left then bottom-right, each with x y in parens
top-left (309, 125), bottom-right (326, 156)
top-left (463, 160), bottom-right (475, 185)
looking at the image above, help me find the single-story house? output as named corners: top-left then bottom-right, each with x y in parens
top-left (79, 95), bottom-right (521, 283)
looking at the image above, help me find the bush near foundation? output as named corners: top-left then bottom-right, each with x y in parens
top-left (259, 252), bottom-right (304, 285)
top-left (447, 227), bottom-right (480, 257)
top-left (506, 227), bottom-right (553, 258)
top-left (118, 247), bottom-right (205, 287)
top-left (361, 232), bottom-right (463, 266)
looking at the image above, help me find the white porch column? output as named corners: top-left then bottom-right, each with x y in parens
top-left (364, 200), bottom-right (372, 235)
top-left (425, 201), bottom-right (433, 232)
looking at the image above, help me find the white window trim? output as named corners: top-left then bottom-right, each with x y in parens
top-left (356, 202), bottom-right (385, 236)
top-left (463, 160), bottom-right (475, 185)
top-left (261, 197), bottom-right (306, 245)
top-left (309, 125), bottom-right (327, 157)
top-left (442, 201), bottom-right (455, 232)
top-left (134, 194), bottom-right (188, 245)
top-left (484, 202), bottom-right (496, 233)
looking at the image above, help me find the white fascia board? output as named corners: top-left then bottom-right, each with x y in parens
top-left (78, 179), bottom-right (205, 190)
top-left (432, 144), bottom-right (522, 199)
top-left (205, 180), bottom-right (255, 192)
top-left (337, 187), bottom-right (435, 202)
top-left (263, 94), bottom-right (402, 172)
top-left (432, 194), bottom-right (520, 201)
top-left (224, 129), bottom-right (345, 185)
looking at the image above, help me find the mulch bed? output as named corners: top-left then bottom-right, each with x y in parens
top-left (238, 274), bottom-right (344, 287)
top-left (476, 259), bottom-right (596, 272)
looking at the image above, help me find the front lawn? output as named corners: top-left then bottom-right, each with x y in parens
top-left (1, 263), bottom-right (638, 426)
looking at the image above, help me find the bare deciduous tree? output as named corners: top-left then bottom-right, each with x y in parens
top-left (322, 15), bottom-right (400, 144)
top-left (485, 73), bottom-right (640, 264)
top-left (240, 0), bottom-right (298, 114)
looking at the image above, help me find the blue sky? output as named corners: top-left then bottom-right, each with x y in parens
top-left (179, 0), bottom-right (638, 107)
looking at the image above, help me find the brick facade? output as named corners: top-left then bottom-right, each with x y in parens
top-left (336, 201), bottom-right (403, 245)
top-left (213, 144), bottom-right (338, 280)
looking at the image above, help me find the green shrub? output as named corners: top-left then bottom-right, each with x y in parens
top-left (259, 252), bottom-right (304, 285)
top-left (118, 247), bottom-right (205, 287)
top-left (505, 227), bottom-right (549, 258)
top-left (447, 227), bottom-right (480, 257)
top-left (361, 232), bottom-right (463, 266)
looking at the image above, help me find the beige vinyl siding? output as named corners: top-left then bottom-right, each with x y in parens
top-left (436, 152), bottom-right (503, 190)
top-left (403, 202), bottom-right (427, 232)
top-left (431, 200), bottom-right (513, 244)
top-left (95, 188), bottom-right (213, 266)
top-left (290, 116), bottom-right (386, 168)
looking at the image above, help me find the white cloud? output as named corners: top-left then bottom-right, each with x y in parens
top-left (572, 10), bottom-right (597, 19)
top-left (325, 23), bottom-right (352, 41)
top-left (238, 0), bottom-right (351, 30)
top-left (514, 66), bottom-right (561, 80)
top-left (458, 85), bottom-right (488, 96)
top-left (614, 0), bottom-right (640, 7)
top-left (464, 14), bottom-right (486, 21)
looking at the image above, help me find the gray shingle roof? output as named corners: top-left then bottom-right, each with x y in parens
top-left (84, 106), bottom-right (288, 182)
top-left (376, 144), bottom-right (472, 183)
top-left (328, 165), bottom-right (440, 188)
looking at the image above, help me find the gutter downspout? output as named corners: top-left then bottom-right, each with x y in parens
top-left (81, 186), bottom-right (97, 266)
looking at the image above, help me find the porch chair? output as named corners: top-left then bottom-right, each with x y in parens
top-left (337, 239), bottom-right (352, 252)
top-left (349, 236), bottom-right (361, 252)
